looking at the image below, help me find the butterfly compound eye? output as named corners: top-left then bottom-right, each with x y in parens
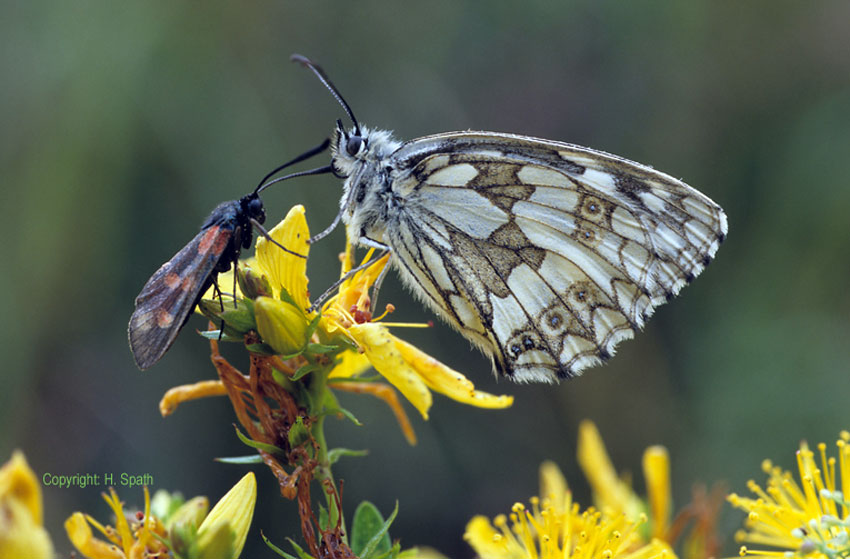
top-left (345, 135), bottom-right (364, 157)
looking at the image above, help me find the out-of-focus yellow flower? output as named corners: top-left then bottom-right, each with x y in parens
top-left (578, 420), bottom-right (671, 540)
top-left (252, 206), bottom-right (513, 419)
top-left (464, 461), bottom-right (675, 559)
top-left (578, 420), bottom-right (647, 522)
top-left (728, 430), bottom-right (850, 559)
top-left (65, 473), bottom-right (256, 559)
top-left (65, 485), bottom-right (168, 559)
top-left (0, 451), bottom-right (54, 559)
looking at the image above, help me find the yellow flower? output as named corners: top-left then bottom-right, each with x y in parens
top-left (728, 430), bottom-right (850, 559)
top-left (0, 451), bottom-right (54, 559)
top-left (65, 473), bottom-right (256, 559)
top-left (252, 206), bottom-right (513, 419)
top-left (65, 485), bottom-right (168, 559)
top-left (577, 421), bottom-right (670, 541)
top-left (464, 461), bottom-right (675, 559)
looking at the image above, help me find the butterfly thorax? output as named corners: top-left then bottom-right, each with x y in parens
top-left (332, 126), bottom-right (403, 245)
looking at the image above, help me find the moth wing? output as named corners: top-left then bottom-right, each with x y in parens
top-left (386, 132), bottom-right (727, 382)
top-left (128, 224), bottom-right (233, 369)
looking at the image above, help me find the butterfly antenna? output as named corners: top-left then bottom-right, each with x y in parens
top-left (253, 138), bottom-right (331, 194)
top-left (291, 54), bottom-right (361, 136)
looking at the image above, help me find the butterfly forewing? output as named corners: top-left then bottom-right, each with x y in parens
top-left (345, 131), bottom-right (726, 382)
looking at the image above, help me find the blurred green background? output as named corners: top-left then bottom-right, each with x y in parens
top-left (2, 1), bottom-right (849, 557)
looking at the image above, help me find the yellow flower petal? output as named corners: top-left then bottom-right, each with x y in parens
top-left (577, 420), bottom-right (643, 519)
top-left (539, 460), bottom-right (569, 514)
top-left (393, 337), bottom-right (513, 409)
top-left (642, 446), bottom-right (670, 540)
top-left (328, 348), bottom-right (373, 379)
top-left (64, 512), bottom-right (124, 559)
top-left (255, 205), bottom-right (311, 310)
top-left (1, 499), bottom-right (54, 559)
top-left (0, 451), bottom-right (54, 559)
top-left (348, 323), bottom-right (433, 419)
top-left (464, 515), bottom-right (511, 557)
top-left (0, 450), bottom-right (43, 525)
top-left (198, 472), bottom-right (256, 558)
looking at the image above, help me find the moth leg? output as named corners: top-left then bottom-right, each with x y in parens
top-left (249, 218), bottom-right (307, 258)
top-left (211, 277), bottom-right (225, 312)
top-left (210, 276), bottom-right (226, 340)
top-left (232, 261), bottom-right (239, 310)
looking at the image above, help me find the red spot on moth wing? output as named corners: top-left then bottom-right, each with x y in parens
top-left (156, 309), bottom-right (175, 327)
top-left (165, 272), bottom-right (181, 289)
top-left (198, 225), bottom-right (222, 253)
top-left (181, 276), bottom-right (196, 292)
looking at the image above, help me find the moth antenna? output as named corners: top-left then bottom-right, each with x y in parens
top-left (291, 54), bottom-right (361, 136)
top-left (253, 138), bottom-right (331, 194)
top-left (256, 164), bottom-right (335, 194)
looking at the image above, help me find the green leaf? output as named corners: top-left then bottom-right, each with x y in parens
top-left (198, 330), bottom-right (242, 342)
top-left (319, 406), bottom-right (362, 426)
top-left (306, 342), bottom-right (339, 355)
top-left (233, 425), bottom-right (284, 455)
top-left (304, 312), bottom-right (323, 338)
top-left (318, 503), bottom-right (330, 532)
top-left (327, 448), bottom-right (369, 465)
top-left (197, 299), bottom-right (256, 336)
top-left (218, 300), bottom-right (256, 333)
top-left (288, 416), bottom-right (310, 449)
top-left (278, 286), bottom-right (299, 307)
top-left (374, 541), bottom-right (403, 559)
top-left (244, 342), bottom-right (278, 355)
top-left (285, 538), bottom-right (316, 559)
top-left (271, 368), bottom-right (295, 391)
top-left (214, 455), bottom-right (264, 464)
top-left (261, 532), bottom-right (298, 559)
top-left (351, 501), bottom-right (397, 558)
top-left (291, 363), bottom-right (317, 381)
top-left (327, 374), bottom-right (383, 384)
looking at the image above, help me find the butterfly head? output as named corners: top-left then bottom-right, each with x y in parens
top-left (330, 120), bottom-right (399, 179)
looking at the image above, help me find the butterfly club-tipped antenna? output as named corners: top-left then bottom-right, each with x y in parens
top-left (290, 54), bottom-right (361, 136)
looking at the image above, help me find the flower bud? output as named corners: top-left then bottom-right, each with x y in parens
top-left (197, 472), bottom-right (256, 559)
top-left (237, 265), bottom-right (271, 300)
top-left (254, 296), bottom-right (309, 355)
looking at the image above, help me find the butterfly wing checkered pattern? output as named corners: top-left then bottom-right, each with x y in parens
top-left (383, 132), bottom-right (727, 382)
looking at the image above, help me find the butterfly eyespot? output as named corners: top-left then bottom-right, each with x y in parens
top-left (522, 336), bottom-right (535, 350)
top-left (510, 343), bottom-right (522, 357)
top-left (346, 135), bottom-right (364, 157)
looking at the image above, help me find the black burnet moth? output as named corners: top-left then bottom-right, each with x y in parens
top-left (128, 141), bottom-right (334, 370)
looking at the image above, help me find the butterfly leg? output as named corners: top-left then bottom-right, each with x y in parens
top-left (368, 252), bottom-right (392, 315)
top-left (308, 246), bottom-right (390, 313)
top-left (308, 208), bottom-right (341, 245)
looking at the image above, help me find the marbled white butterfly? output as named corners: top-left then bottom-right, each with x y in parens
top-left (296, 55), bottom-right (727, 383)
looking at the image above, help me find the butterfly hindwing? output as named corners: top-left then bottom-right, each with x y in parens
top-left (128, 223), bottom-right (234, 370)
top-left (367, 132), bottom-right (726, 382)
